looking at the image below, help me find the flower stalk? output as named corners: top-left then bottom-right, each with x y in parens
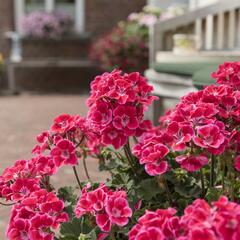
top-left (83, 155), bottom-right (91, 182)
top-left (210, 155), bottom-right (216, 188)
top-left (72, 166), bottom-right (82, 190)
top-left (200, 168), bottom-right (205, 198)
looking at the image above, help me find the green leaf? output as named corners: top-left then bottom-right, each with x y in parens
top-left (58, 186), bottom-right (78, 204)
top-left (60, 237), bottom-right (78, 240)
top-left (60, 218), bottom-right (82, 239)
top-left (137, 178), bottom-right (163, 201)
top-left (206, 187), bottom-right (222, 202)
top-left (84, 230), bottom-right (97, 240)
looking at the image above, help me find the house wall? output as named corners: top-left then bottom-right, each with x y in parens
top-left (85, 0), bottom-right (146, 38)
top-left (0, 0), bottom-right (147, 57)
top-left (0, 0), bottom-right (14, 58)
top-left (0, 0), bottom-right (146, 91)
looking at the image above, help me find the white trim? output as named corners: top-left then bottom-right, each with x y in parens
top-left (189, 0), bottom-right (198, 10)
top-left (195, 18), bottom-right (202, 49)
top-left (14, 0), bottom-right (25, 33)
top-left (205, 14), bottom-right (214, 50)
top-left (237, 9), bottom-right (240, 48)
top-left (228, 10), bottom-right (236, 49)
top-left (75, 0), bottom-right (85, 33)
top-left (45, 0), bottom-right (55, 12)
top-left (217, 12), bottom-right (224, 49)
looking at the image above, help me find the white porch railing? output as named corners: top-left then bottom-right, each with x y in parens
top-left (149, 0), bottom-right (240, 66)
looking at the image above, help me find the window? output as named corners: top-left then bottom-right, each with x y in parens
top-left (55, 0), bottom-right (75, 16)
top-left (14, 0), bottom-right (85, 34)
top-left (26, 0), bottom-right (45, 13)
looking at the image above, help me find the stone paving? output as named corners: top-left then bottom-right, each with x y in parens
top-left (0, 93), bottom-right (108, 239)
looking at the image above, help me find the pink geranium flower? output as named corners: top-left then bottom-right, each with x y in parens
top-left (7, 189), bottom-right (68, 240)
top-left (134, 228), bottom-right (164, 240)
top-left (102, 125), bottom-right (127, 149)
top-left (29, 214), bottom-right (54, 240)
top-left (133, 135), bottom-right (169, 176)
top-left (87, 187), bottom-right (107, 212)
top-left (50, 139), bottom-right (77, 167)
top-left (75, 185), bottom-right (132, 233)
top-left (105, 192), bottom-right (132, 226)
top-left (129, 208), bottom-right (178, 240)
top-left (113, 105), bottom-right (139, 136)
top-left (211, 62), bottom-right (240, 88)
top-left (234, 155), bottom-right (240, 171)
top-left (167, 122), bottom-right (194, 151)
top-left (90, 102), bottom-right (113, 127)
top-left (50, 114), bottom-right (75, 134)
top-left (193, 123), bottom-right (225, 149)
top-left (10, 178), bottom-right (40, 202)
top-left (108, 78), bottom-right (136, 105)
top-left (175, 154), bottom-right (208, 172)
top-left (96, 213), bottom-right (112, 232)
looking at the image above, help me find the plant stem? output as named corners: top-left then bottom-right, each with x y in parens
top-left (123, 144), bottom-right (140, 181)
top-left (83, 156), bottom-right (91, 181)
top-left (200, 168), bottom-right (205, 198)
top-left (157, 176), bottom-right (172, 205)
top-left (115, 152), bottom-right (125, 162)
top-left (98, 154), bottom-right (105, 164)
top-left (126, 140), bottom-right (136, 164)
top-left (230, 171), bottom-right (235, 201)
top-left (110, 229), bottom-right (116, 240)
top-left (72, 166), bottom-right (82, 190)
top-left (162, 177), bottom-right (173, 205)
top-left (75, 135), bottom-right (85, 148)
top-left (0, 201), bottom-right (15, 206)
top-left (123, 146), bottom-right (135, 170)
top-left (222, 161), bottom-right (225, 194)
top-left (210, 155), bottom-right (215, 188)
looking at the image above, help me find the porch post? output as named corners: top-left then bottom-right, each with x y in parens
top-left (14, 0), bottom-right (25, 34)
top-left (75, 0), bottom-right (85, 33)
top-left (45, 0), bottom-right (55, 12)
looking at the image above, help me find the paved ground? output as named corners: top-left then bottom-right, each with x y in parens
top-left (0, 93), bottom-right (109, 239)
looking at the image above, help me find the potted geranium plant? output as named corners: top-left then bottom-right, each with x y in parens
top-left (90, 5), bottom-right (186, 73)
top-left (89, 5), bottom-right (162, 73)
top-left (1, 62), bottom-right (240, 240)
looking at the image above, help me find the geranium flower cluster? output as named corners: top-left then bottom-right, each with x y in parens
top-left (32, 113), bottom-right (102, 161)
top-left (89, 24), bottom-right (149, 72)
top-left (90, 5), bottom-right (186, 73)
top-left (75, 184), bottom-right (132, 235)
top-left (0, 114), bottom-right (100, 239)
top-left (211, 61), bottom-right (240, 88)
top-left (2, 64), bottom-right (240, 239)
top-left (7, 189), bottom-right (68, 240)
top-left (21, 10), bottom-right (72, 39)
top-left (87, 70), bottom-right (156, 149)
top-left (133, 62), bottom-right (240, 176)
top-left (0, 69), bottom-right (155, 239)
top-left (129, 196), bottom-right (240, 240)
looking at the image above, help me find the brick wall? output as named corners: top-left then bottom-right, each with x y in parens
top-left (85, 0), bottom-right (147, 38)
top-left (0, 0), bottom-right (147, 91)
top-left (0, 0), bottom-right (14, 57)
top-left (0, 0), bottom-right (146, 58)
top-left (22, 35), bottom-right (91, 59)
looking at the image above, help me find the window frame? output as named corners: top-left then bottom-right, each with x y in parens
top-left (14, 0), bottom-right (85, 34)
